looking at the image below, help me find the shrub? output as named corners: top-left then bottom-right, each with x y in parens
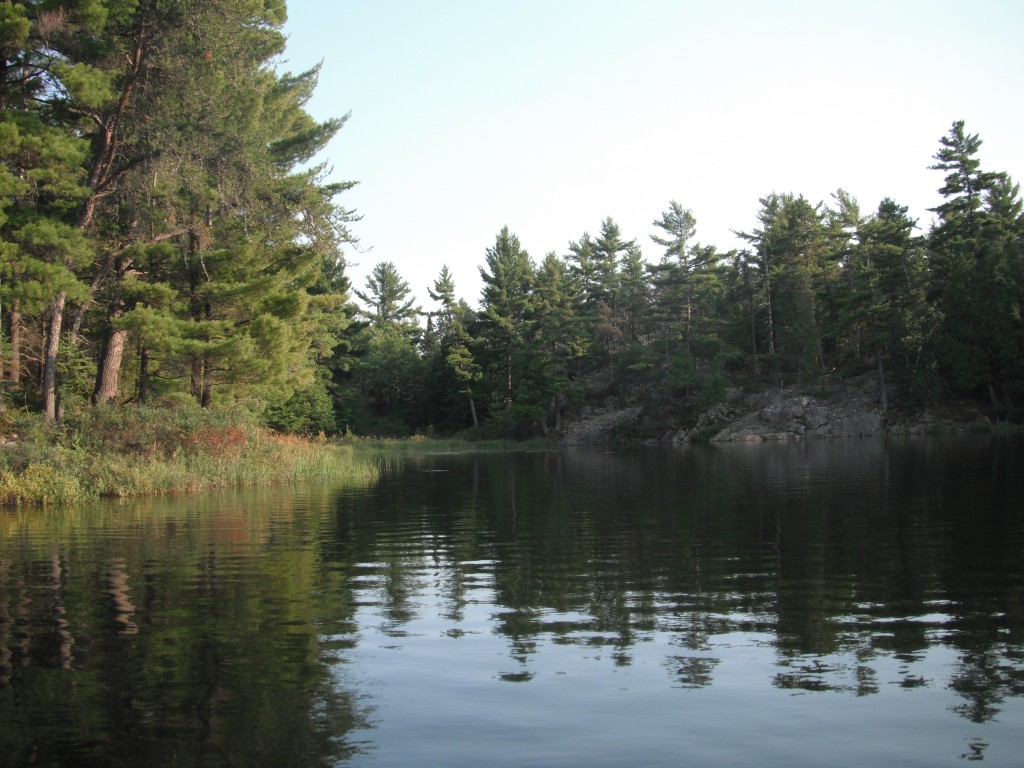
top-left (0, 461), bottom-right (87, 506)
top-left (263, 378), bottom-right (338, 436)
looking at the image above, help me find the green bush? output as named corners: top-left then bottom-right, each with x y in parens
top-left (0, 461), bottom-right (86, 505)
top-left (263, 378), bottom-right (338, 435)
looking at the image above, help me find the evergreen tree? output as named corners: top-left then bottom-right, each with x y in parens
top-left (346, 260), bottom-right (422, 433)
top-left (427, 265), bottom-right (458, 337)
top-left (16, 1), bottom-right (205, 417)
top-left (829, 194), bottom-right (922, 408)
top-left (425, 265), bottom-right (480, 429)
top-left (927, 121), bottom-right (1024, 408)
top-left (347, 324), bottom-right (424, 434)
top-left (720, 249), bottom-right (764, 374)
top-left (0, 112), bottom-right (92, 389)
top-left (477, 226), bottom-right (536, 414)
top-left (0, 1), bottom-right (111, 413)
top-left (0, 1), bottom-right (356, 417)
top-left (531, 251), bottom-right (587, 426)
top-left (591, 217), bottom-right (634, 308)
top-left (587, 217), bottom-right (634, 373)
top-left (649, 201), bottom-right (700, 354)
top-left (565, 232), bottom-right (598, 301)
top-left (930, 121), bottom-right (1003, 243)
top-left (648, 203), bottom-right (723, 396)
top-left (355, 261), bottom-right (421, 337)
top-left (617, 243), bottom-right (650, 345)
top-left (737, 194), bottom-right (828, 381)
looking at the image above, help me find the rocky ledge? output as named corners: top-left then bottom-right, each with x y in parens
top-left (674, 388), bottom-right (883, 443)
top-left (663, 385), bottom-right (979, 443)
top-left (558, 381), bottom-right (987, 446)
top-left (559, 404), bottom-right (643, 446)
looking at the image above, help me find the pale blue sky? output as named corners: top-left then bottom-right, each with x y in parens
top-left (282, 0), bottom-right (1024, 308)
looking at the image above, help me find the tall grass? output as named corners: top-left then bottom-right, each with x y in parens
top-left (0, 405), bottom-right (379, 506)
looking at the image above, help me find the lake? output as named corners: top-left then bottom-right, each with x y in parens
top-left (1, 436), bottom-right (1023, 767)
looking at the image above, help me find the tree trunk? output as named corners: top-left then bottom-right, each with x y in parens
top-left (201, 298), bottom-right (214, 408)
top-left (684, 284), bottom-right (692, 354)
top-left (189, 354), bottom-right (214, 407)
top-left (4, 301), bottom-right (21, 383)
top-left (42, 292), bottom-right (67, 421)
top-left (201, 354), bottom-right (212, 408)
top-left (987, 381), bottom-right (1000, 418)
top-left (36, 35), bottom-right (146, 421)
top-left (93, 328), bottom-right (128, 404)
top-left (749, 295), bottom-right (758, 376)
top-left (138, 347), bottom-right (150, 404)
top-left (505, 353), bottom-right (513, 400)
top-left (876, 346), bottom-right (888, 412)
top-left (190, 356), bottom-right (205, 406)
top-left (468, 391), bottom-right (478, 429)
top-left (92, 283), bottom-right (127, 403)
top-left (763, 259), bottom-right (776, 357)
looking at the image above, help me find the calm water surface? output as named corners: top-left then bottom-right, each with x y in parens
top-left (1, 436), bottom-right (1023, 766)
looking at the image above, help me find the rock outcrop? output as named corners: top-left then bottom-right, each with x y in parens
top-left (703, 389), bottom-right (884, 442)
top-left (558, 405), bottom-right (642, 446)
top-left (557, 380), bottom-right (990, 445)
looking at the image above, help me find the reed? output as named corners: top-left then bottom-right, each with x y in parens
top-left (0, 405), bottom-right (379, 506)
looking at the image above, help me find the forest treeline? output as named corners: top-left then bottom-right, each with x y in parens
top-left (2, 2), bottom-right (1023, 439)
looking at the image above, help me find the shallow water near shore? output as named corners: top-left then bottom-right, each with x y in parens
top-left (2, 435), bottom-right (1023, 766)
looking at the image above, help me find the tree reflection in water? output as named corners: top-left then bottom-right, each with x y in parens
top-left (332, 438), bottom-right (1024, 726)
top-left (1, 436), bottom-right (1022, 766)
top-left (0, 495), bottom-right (371, 767)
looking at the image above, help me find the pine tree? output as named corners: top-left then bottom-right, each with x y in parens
top-left (588, 217), bottom-right (635, 373)
top-left (591, 217), bottom-right (634, 308)
top-left (104, 1), bottom-right (353, 409)
top-left (648, 202), bottom-right (723, 396)
top-left (930, 121), bottom-right (1003, 243)
top-left (737, 194), bottom-right (828, 381)
top-left (617, 243), bottom-right (650, 345)
top-left (720, 249), bottom-right (764, 374)
top-left (355, 261), bottom-right (421, 337)
top-left (0, 113), bottom-right (92, 388)
top-left (0, 1), bottom-right (110, 414)
top-left (927, 121), bottom-right (1024, 408)
top-left (650, 201), bottom-right (700, 354)
top-left (426, 265), bottom-right (480, 429)
top-left (829, 194), bottom-right (921, 409)
top-left (345, 260), bottom-right (423, 433)
top-left (565, 232), bottom-right (598, 301)
top-left (477, 226), bottom-right (535, 407)
top-left (532, 251), bottom-right (587, 427)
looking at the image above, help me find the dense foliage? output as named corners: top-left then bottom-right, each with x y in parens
top-left (1, 3), bottom-right (1021, 438)
top-left (1, 0), bottom-right (355, 427)
top-left (339, 120), bottom-right (1022, 436)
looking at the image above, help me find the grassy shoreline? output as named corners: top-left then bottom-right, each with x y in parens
top-left (0, 405), bottom-right (556, 507)
top-left (0, 406), bottom-right (381, 507)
